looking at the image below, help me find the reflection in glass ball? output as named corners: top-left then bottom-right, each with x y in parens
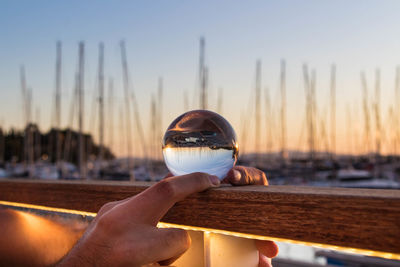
top-left (162, 110), bottom-right (239, 179)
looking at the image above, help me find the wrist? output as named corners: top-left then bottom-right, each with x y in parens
top-left (57, 231), bottom-right (103, 267)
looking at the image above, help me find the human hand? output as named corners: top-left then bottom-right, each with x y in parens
top-left (224, 166), bottom-right (278, 267)
top-left (58, 172), bottom-right (220, 267)
top-left (164, 166), bottom-right (278, 266)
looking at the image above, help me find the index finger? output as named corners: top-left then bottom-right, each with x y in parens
top-left (126, 172), bottom-right (220, 225)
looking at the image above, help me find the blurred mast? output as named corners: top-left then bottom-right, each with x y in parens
top-left (78, 42), bottom-right (86, 179)
top-left (255, 60), bottom-right (261, 164)
top-left (217, 88), bottom-right (223, 114)
top-left (20, 66), bottom-right (27, 169)
top-left (26, 88), bottom-right (33, 178)
top-left (265, 87), bottom-right (272, 156)
top-left (346, 104), bottom-right (353, 155)
top-left (97, 43), bottom-right (105, 169)
top-left (330, 64), bottom-right (336, 159)
top-left (311, 70), bottom-right (317, 156)
top-left (320, 118), bottom-right (329, 156)
top-left (361, 72), bottom-right (371, 156)
top-left (119, 107), bottom-right (124, 159)
top-left (389, 107), bottom-right (396, 155)
top-left (303, 64), bottom-right (315, 161)
top-left (157, 77), bottom-right (163, 160)
top-left (55, 41), bottom-right (62, 169)
top-left (280, 60), bottom-right (287, 162)
top-left (374, 69), bottom-right (381, 156)
top-left (353, 103), bottom-right (361, 155)
top-left (20, 66), bottom-right (34, 177)
top-left (121, 42), bottom-right (148, 162)
top-left (374, 69), bottom-right (382, 177)
top-left (199, 37), bottom-right (207, 109)
top-left (63, 73), bottom-right (78, 166)
top-left (0, 126), bottom-right (3, 166)
top-left (35, 107), bottom-right (41, 161)
top-left (108, 79), bottom-right (114, 155)
top-left (150, 94), bottom-right (157, 163)
top-left (120, 41), bottom-right (134, 178)
top-left (395, 66), bottom-right (400, 156)
top-left (303, 64), bottom-right (310, 158)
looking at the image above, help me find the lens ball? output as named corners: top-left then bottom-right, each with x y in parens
top-left (162, 110), bottom-right (239, 179)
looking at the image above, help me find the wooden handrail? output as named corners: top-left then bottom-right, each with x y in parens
top-left (0, 179), bottom-right (399, 255)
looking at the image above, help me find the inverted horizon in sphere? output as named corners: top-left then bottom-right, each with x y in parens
top-left (163, 147), bottom-right (236, 179)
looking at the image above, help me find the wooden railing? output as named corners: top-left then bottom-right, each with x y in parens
top-left (0, 179), bottom-right (399, 259)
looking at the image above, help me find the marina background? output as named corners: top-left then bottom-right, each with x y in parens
top-left (1, 1), bottom-right (400, 266)
top-left (1, 1), bottom-right (400, 185)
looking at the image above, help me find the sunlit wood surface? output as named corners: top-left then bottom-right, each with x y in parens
top-left (0, 179), bottom-right (399, 254)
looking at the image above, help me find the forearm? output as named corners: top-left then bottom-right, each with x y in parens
top-left (0, 208), bottom-right (84, 266)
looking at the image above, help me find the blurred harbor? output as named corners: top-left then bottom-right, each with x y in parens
top-left (0, 38), bottom-right (399, 190)
top-left (2, 3), bottom-right (400, 267)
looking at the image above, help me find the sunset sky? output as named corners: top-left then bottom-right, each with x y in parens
top-left (1, 1), bottom-right (400, 157)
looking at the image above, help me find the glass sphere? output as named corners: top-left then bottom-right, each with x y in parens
top-left (162, 110), bottom-right (239, 179)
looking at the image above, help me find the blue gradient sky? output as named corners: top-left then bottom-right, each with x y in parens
top-left (1, 1), bottom-right (400, 156)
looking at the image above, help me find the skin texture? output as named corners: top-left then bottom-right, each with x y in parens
top-left (0, 166), bottom-right (278, 267)
top-left (0, 207), bottom-right (84, 266)
top-left (224, 166), bottom-right (278, 267)
top-left (223, 165), bottom-right (269, 186)
top-left (58, 172), bottom-right (221, 267)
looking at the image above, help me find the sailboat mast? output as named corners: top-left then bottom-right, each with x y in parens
top-left (98, 43), bottom-right (105, 165)
top-left (361, 72), bottom-right (371, 156)
top-left (151, 94), bottom-right (157, 161)
top-left (157, 77), bottom-right (163, 160)
top-left (255, 60), bottom-right (261, 163)
top-left (63, 72), bottom-right (78, 165)
top-left (108, 79), bottom-right (114, 154)
top-left (124, 46), bottom-right (148, 161)
top-left (78, 42), bottom-right (86, 179)
top-left (303, 64), bottom-right (314, 161)
top-left (310, 69), bottom-right (317, 157)
top-left (27, 88), bottom-right (34, 178)
top-left (330, 64), bottom-right (336, 159)
top-left (280, 60), bottom-right (287, 162)
top-left (199, 37), bottom-right (207, 109)
top-left (265, 87), bottom-right (272, 155)
top-left (119, 107), bottom-right (124, 160)
top-left (346, 104), bottom-right (353, 155)
top-left (374, 69), bottom-right (381, 156)
top-left (217, 88), bottom-right (223, 114)
top-left (35, 107), bottom-right (41, 161)
top-left (320, 118), bottom-right (329, 155)
top-left (395, 66), bottom-right (400, 156)
top-left (120, 41), bottom-right (134, 179)
top-left (20, 66), bottom-right (27, 168)
top-left (55, 41), bottom-right (62, 168)
top-left (0, 126), bottom-right (3, 166)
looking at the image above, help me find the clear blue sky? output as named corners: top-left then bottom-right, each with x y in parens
top-left (1, 0), bottom-right (400, 156)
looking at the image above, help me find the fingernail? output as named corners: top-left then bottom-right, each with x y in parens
top-left (209, 175), bottom-right (220, 186)
top-left (232, 170), bottom-right (241, 182)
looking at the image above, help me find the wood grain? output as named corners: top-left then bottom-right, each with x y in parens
top-left (0, 179), bottom-right (399, 254)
